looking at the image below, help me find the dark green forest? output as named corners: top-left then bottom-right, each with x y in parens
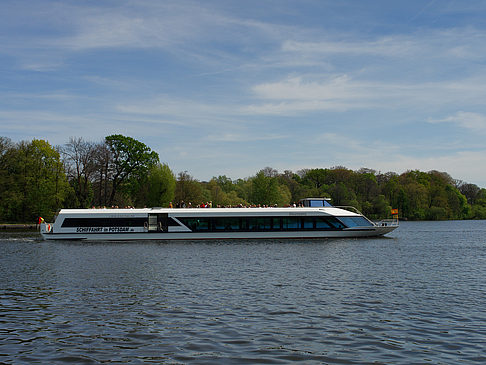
top-left (1, 135), bottom-right (486, 223)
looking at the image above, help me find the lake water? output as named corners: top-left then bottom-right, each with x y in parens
top-left (1, 221), bottom-right (486, 364)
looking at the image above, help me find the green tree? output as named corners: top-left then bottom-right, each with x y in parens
top-left (2, 139), bottom-right (71, 222)
top-left (380, 172), bottom-right (400, 209)
top-left (0, 137), bottom-right (18, 221)
top-left (145, 163), bottom-right (176, 207)
top-left (329, 182), bottom-right (359, 207)
top-left (214, 175), bottom-right (235, 193)
top-left (26, 140), bottom-right (71, 221)
top-left (206, 178), bottom-right (248, 207)
top-left (301, 168), bottom-right (328, 190)
top-left (278, 170), bottom-right (307, 203)
top-left (249, 170), bottom-right (281, 205)
top-left (105, 134), bottom-right (159, 205)
top-left (175, 171), bottom-right (204, 205)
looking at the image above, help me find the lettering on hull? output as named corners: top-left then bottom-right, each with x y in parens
top-left (76, 227), bottom-right (133, 233)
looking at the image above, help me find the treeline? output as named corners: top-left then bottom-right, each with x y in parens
top-left (1, 135), bottom-right (486, 223)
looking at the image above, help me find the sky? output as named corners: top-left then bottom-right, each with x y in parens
top-left (1, 0), bottom-right (486, 187)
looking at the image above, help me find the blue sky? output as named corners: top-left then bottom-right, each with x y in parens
top-left (2, 0), bottom-right (486, 186)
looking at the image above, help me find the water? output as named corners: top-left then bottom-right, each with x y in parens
top-left (1, 221), bottom-right (486, 364)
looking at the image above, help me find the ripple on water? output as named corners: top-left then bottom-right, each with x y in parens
top-left (2, 223), bottom-right (486, 363)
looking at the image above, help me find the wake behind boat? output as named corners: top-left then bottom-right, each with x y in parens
top-left (40, 198), bottom-right (398, 241)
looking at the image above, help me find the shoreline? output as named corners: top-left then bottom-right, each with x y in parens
top-left (0, 224), bottom-right (38, 231)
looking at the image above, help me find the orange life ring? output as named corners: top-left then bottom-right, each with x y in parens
top-left (46, 224), bottom-right (52, 233)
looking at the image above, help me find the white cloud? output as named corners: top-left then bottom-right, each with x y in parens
top-left (428, 111), bottom-right (486, 132)
top-left (282, 27), bottom-right (486, 63)
top-left (114, 95), bottom-right (239, 126)
top-left (244, 73), bottom-right (486, 116)
top-left (281, 37), bottom-right (417, 58)
top-left (206, 132), bottom-right (288, 143)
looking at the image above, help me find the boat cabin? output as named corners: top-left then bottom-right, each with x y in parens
top-left (298, 198), bottom-right (333, 208)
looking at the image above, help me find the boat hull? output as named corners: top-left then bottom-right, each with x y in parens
top-left (41, 226), bottom-right (397, 241)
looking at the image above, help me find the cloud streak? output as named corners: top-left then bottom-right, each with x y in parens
top-left (428, 111), bottom-right (486, 132)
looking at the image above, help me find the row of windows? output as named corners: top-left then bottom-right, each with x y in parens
top-left (61, 217), bottom-right (179, 228)
top-left (177, 216), bottom-right (351, 232)
top-left (60, 215), bottom-right (373, 231)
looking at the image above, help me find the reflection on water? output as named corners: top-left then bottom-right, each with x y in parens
top-left (1, 221), bottom-right (486, 364)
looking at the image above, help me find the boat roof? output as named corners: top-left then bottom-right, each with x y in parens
top-left (57, 207), bottom-right (361, 217)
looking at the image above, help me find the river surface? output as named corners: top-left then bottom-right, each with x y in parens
top-left (1, 220), bottom-right (486, 364)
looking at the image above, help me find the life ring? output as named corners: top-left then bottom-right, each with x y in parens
top-left (46, 224), bottom-right (52, 233)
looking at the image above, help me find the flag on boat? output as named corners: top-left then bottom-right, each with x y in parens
top-left (38, 217), bottom-right (44, 224)
top-left (391, 209), bottom-right (399, 215)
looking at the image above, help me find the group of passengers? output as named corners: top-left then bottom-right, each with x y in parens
top-left (91, 205), bottom-right (135, 209)
top-left (91, 202), bottom-right (306, 209)
top-left (172, 201), bottom-right (213, 208)
top-left (170, 201), bottom-right (305, 208)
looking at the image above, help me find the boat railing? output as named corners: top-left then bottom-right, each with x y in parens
top-left (334, 205), bottom-right (363, 215)
top-left (335, 205), bottom-right (376, 226)
top-left (374, 218), bottom-right (399, 227)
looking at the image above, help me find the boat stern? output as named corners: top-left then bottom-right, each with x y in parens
top-left (39, 222), bottom-right (53, 240)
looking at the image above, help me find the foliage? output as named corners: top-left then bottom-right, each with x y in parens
top-left (175, 171), bottom-right (204, 206)
top-left (2, 134), bottom-right (486, 222)
top-left (145, 163), bottom-right (176, 207)
top-left (0, 138), bottom-right (71, 222)
top-left (105, 134), bottom-right (159, 205)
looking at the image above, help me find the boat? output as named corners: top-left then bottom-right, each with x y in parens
top-left (39, 198), bottom-right (398, 241)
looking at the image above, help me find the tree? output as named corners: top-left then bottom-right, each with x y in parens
top-left (92, 141), bottom-right (112, 207)
top-left (458, 182), bottom-right (481, 205)
top-left (301, 168), bottom-right (328, 190)
top-left (329, 182), bottom-right (358, 207)
top-left (26, 140), bottom-right (71, 221)
top-left (249, 170), bottom-right (281, 205)
top-left (0, 137), bottom-right (17, 221)
top-left (175, 171), bottom-right (204, 205)
top-left (105, 134), bottom-right (159, 205)
top-left (145, 163), bottom-right (176, 207)
top-left (214, 175), bottom-right (235, 193)
top-left (278, 170), bottom-right (307, 203)
top-left (399, 172), bottom-right (430, 219)
top-left (1, 139), bottom-right (71, 222)
top-left (62, 137), bottom-right (98, 208)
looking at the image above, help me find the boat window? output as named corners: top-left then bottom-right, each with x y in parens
top-left (181, 218), bottom-right (210, 231)
top-left (213, 217), bottom-right (240, 231)
top-left (282, 217), bottom-right (300, 229)
top-left (338, 216), bottom-right (373, 227)
top-left (61, 217), bottom-right (147, 227)
top-left (247, 217), bottom-right (272, 230)
top-left (329, 217), bottom-right (345, 228)
top-left (315, 217), bottom-right (331, 229)
top-left (302, 217), bottom-right (314, 229)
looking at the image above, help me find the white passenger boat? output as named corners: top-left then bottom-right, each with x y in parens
top-left (40, 199), bottom-right (398, 241)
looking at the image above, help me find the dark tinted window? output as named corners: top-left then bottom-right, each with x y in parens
top-left (338, 216), bottom-right (373, 227)
top-left (62, 217), bottom-right (147, 227)
top-left (177, 215), bottom-right (345, 232)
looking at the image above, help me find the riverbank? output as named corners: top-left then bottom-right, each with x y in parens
top-left (0, 224), bottom-right (38, 231)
